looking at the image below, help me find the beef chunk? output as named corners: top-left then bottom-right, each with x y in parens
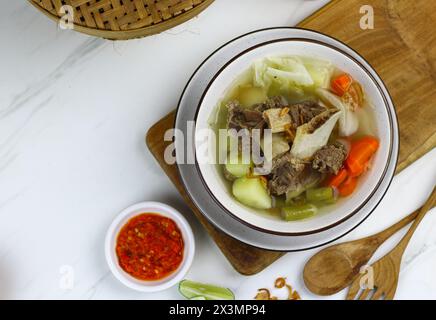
top-left (227, 100), bottom-right (265, 131)
top-left (305, 108), bottom-right (340, 134)
top-left (288, 101), bottom-right (326, 127)
top-left (312, 142), bottom-right (347, 174)
top-left (253, 96), bottom-right (288, 112)
top-left (268, 152), bottom-right (320, 196)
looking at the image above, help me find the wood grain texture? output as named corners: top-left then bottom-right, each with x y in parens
top-left (300, 0), bottom-right (436, 172)
top-left (146, 112), bottom-right (284, 275)
top-left (303, 209), bottom-right (418, 296)
top-left (29, 0), bottom-right (214, 40)
top-left (346, 188), bottom-right (436, 300)
top-left (146, 0), bottom-right (436, 275)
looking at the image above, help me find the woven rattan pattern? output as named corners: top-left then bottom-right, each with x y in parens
top-left (31, 0), bottom-right (208, 31)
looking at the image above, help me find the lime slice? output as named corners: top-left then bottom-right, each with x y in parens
top-left (179, 280), bottom-right (235, 300)
top-left (189, 296), bottom-right (207, 300)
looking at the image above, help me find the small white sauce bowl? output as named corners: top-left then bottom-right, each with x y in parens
top-left (105, 201), bottom-right (195, 292)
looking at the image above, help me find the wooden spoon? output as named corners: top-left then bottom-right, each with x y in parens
top-left (303, 208), bottom-right (420, 296)
top-left (347, 187), bottom-right (436, 300)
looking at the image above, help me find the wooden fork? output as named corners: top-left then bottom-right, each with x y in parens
top-left (346, 187), bottom-right (436, 300)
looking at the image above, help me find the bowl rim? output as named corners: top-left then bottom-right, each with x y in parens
top-left (104, 201), bottom-right (195, 292)
top-left (192, 38), bottom-right (395, 236)
top-left (174, 27), bottom-right (399, 250)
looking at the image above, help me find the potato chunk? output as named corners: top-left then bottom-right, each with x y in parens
top-left (224, 155), bottom-right (251, 180)
top-left (232, 177), bottom-right (272, 209)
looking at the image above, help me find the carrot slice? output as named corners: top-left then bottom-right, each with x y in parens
top-left (346, 136), bottom-right (379, 177)
top-left (331, 74), bottom-right (353, 97)
top-left (338, 176), bottom-right (358, 197)
top-left (326, 168), bottom-right (348, 188)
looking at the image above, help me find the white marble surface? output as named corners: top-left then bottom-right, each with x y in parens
top-left (0, 0), bottom-right (435, 300)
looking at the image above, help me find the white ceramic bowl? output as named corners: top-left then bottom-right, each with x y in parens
top-left (195, 39), bottom-right (395, 235)
top-left (105, 202), bottom-right (195, 292)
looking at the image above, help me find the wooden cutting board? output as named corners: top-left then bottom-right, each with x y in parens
top-left (146, 0), bottom-right (436, 275)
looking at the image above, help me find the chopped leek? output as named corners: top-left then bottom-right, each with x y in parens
top-left (285, 173), bottom-right (321, 204)
top-left (306, 187), bottom-right (335, 203)
top-left (282, 204), bottom-right (318, 221)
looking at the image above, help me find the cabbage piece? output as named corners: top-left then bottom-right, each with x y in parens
top-left (253, 59), bottom-right (270, 87)
top-left (266, 57), bottom-right (314, 86)
top-left (316, 88), bottom-right (359, 137)
top-left (253, 56), bottom-right (333, 91)
top-left (300, 56), bottom-right (334, 88)
top-left (290, 109), bottom-right (342, 159)
top-left (253, 56), bottom-right (314, 89)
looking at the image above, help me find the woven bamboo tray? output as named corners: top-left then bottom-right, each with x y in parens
top-left (29, 0), bottom-right (214, 40)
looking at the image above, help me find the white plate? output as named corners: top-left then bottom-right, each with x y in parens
top-left (175, 28), bottom-right (398, 251)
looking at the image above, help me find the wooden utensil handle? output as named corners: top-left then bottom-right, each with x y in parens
top-left (392, 187), bottom-right (436, 258)
top-left (374, 210), bottom-right (419, 244)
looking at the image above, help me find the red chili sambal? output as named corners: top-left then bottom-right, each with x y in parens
top-left (116, 213), bottom-right (184, 281)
